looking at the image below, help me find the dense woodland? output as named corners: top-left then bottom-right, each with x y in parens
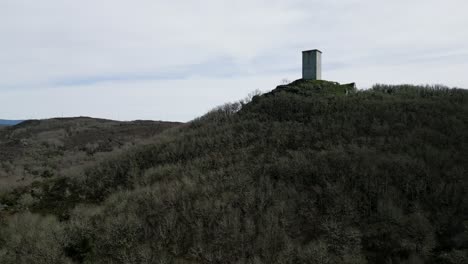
top-left (0, 80), bottom-right (467, 263)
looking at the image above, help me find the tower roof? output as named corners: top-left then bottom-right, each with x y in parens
top-left (302, 49), bottom-right (322, 53)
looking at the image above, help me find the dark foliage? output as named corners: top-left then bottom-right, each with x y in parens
top-left (1, 80), bottom-right (467, 263)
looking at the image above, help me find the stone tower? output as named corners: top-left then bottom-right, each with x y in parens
top-left (302, 49), bottom-right (322, 80)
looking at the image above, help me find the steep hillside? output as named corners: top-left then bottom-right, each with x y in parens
top-left (0, 81), bottom-right (467, 264)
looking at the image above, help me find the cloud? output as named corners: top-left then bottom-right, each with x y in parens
top-left (1, 0), bottom-right (467, 120)
top-left (0, 75), bottom-right (284, 121)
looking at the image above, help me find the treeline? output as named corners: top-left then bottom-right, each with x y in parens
top-left (0, 80), bottom-right (467, 263)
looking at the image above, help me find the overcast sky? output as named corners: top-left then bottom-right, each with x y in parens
top-left (1, 0), bottom-right (467, 121)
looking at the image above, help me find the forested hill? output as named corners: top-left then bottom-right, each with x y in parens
top-left (0, 117), bottom-right (180, 193)
top-left (1, 80), bottom-right (467, 263)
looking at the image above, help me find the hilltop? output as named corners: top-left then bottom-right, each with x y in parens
top-left (0, 81), bottom-right (467, 263)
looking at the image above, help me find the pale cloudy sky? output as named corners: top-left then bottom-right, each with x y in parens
top-left (1, 0), bottom-right (467, 121)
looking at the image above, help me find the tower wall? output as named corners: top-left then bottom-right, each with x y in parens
top-left (302, 50), bottom-right (322, 80)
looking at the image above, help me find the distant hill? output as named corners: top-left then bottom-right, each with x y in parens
top-left (0, 116), bottom-right (181, 188)
top-left (0, 119), bottom-right (23, 126)
top-left (0, 81), bottom-right (467, 264)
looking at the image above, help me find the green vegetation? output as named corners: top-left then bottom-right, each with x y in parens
top-left (1, 81), bottom-right (467, 263)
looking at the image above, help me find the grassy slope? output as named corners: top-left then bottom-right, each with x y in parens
top-left (0, 81), bottom-right (467, 263)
